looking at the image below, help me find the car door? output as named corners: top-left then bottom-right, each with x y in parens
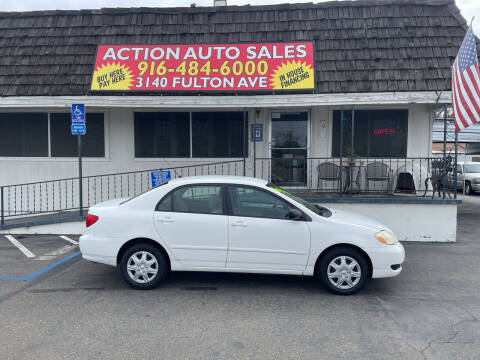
top-left (456, 164), bottom-right (464, 189)
top-left (226, 185), bottom-right (311, 272)
top-left (153, 184), bottom-right (228, 268)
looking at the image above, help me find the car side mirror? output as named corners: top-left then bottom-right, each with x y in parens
top-left (286, 209), bottom-right (304, 221)
top-left (457, 169), bottom-right (463, 174)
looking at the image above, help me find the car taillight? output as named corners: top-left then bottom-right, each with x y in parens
top-left (86, 214), bottom-right (99, 227)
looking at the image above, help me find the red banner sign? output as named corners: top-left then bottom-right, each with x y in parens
top-left (91, 43), bottom-right (314, 92)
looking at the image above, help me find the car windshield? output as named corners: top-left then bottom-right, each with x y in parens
top-left (464, 164), bottom-right (480, 173)
top-left (267, 184), bottom-right (332, 218)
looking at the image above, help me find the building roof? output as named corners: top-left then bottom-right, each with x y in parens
top-left (0, 0), bottom-right (477, 97)
top-left (433, 119), bottom-right (480, 143)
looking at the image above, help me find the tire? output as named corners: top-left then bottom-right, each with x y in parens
top-left (317, 246), bottom-right (370, 295)
top-left (119, 243), bottom-right (168, 290)
top-left (465, 182), bottom-right (472, 195)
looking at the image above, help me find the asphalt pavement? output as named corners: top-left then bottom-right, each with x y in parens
top-left (0, 197), bottom-right (479, 360)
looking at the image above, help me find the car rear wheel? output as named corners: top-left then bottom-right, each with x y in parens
top-left (119, 243), bottom-right (168, 290)
top-left (318, 247), bottom-right (369, 295)
top-left (465, 182), bottom-right (473, 195)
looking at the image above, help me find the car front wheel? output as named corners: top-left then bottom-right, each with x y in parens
top-left (318, 247), bottom-right (369, 295)
top-left (119, 243), bottom-right (168, 290)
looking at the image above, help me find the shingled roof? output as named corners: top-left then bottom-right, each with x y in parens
top-left (0, 0), bottom-right (477, 97)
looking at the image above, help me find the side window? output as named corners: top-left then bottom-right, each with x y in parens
top-left (156, 193), bottom-right (172, 211)
top-left (228, 186), bottom-right (295, 219)
top-left (171, 185), bottom-right (224, 215)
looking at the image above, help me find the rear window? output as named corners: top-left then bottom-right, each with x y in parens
top-left (120, 181), bottom-right (169, 205)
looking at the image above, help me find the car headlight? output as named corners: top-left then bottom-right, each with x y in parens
top-left (375, 230), bottom-right (398, 245)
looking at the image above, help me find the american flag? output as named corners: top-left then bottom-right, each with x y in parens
top-left (451, 25), bottom-right (480, 132)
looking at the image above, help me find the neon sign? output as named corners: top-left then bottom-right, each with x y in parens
top-left (373, 128), bottom-right (396, 135)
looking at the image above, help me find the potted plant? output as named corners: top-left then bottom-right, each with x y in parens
top-left (345, 147), bottom-right (357, 166)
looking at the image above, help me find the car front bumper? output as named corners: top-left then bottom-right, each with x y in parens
top-left (368, 242), bottom-right (405, 278)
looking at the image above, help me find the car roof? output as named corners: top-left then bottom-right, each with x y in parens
top-left (169, 176), bottom-right (268, 186)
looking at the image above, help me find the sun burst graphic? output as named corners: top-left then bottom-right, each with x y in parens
top-left (91, 62), bottom-right (134, 91)
top-left (270, 60), bottom-right (314, 90)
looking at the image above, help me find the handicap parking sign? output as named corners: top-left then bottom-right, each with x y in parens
top-left (71, 104), bottom-right (86, 135)
top-left (151, 170), bottom-right (171, 187)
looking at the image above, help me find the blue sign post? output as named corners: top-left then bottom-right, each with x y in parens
top-left (151, 170), bottom-right (171, 187)
top-left (251, 124), bottom-right (263, 142)
top-left (71, 104), bottom-right (86, 135)
top-left (72, 104), bottom-right (85, 216)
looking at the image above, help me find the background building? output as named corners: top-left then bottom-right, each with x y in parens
top-left (1, 0), bottom-right (476, 185)
top-left (1, 0), bottom-right (477, 240)
top-left (432, 114), bottom-right (480, 162)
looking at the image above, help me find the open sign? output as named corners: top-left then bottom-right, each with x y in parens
top-left (373, 128), bottom-right (396, 135)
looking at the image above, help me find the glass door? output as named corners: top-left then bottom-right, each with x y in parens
top-left (270, 112), bottom-right (308, 186)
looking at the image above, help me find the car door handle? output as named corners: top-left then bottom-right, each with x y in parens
top-left (231, 222), bottom-right (247, 228)
top-left (157, 217), bottom-right (175, 224)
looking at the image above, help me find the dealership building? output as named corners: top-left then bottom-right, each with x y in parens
top-left (0, 0), bottom-right (477, 240)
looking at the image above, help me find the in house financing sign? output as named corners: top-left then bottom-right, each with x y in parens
top-left (90, 43), bottom-right (314, 91)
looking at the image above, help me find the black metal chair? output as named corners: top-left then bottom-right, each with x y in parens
top-left (317, 162), bottom-right (341, 192)
top-left (365, 162), bottom-right (392, 194)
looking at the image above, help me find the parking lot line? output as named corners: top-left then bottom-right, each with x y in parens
top-left (59, 235), bottom-right (79, 245)
top-left (0, 251), bottom-right (81, 280)
top-left (5, 235), bottom-right (35, 258)
top-left (35, 244), bottom-right (78, 261)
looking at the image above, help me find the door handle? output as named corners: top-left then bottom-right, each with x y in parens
top-left (231, 222), bottom-right (247, 228)
top-left (158, 217), bottom-right (175, 224)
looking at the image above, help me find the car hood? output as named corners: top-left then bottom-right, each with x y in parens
top-left (328, 207), bottom-right (391, 232)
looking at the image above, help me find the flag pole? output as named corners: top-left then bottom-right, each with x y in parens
top-left (454, 129), bottom-right (458, 199)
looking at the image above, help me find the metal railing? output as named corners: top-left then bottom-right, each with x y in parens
top-left (253, 157), bottom-right (455, 197)
top-left (0, 156), bottom-right (456, 224)
top-left (1, 160), bottom-right (246, 223)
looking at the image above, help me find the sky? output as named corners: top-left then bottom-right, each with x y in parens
top-left (0, 0), bottom-right (479, 33)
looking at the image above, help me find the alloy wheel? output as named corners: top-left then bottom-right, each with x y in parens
top-left (126, 251), bottom-right (158, 284)
top-left (327, 256), bottom-right (362, 290)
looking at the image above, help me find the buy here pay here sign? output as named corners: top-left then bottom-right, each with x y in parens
top-left (90, 42), bottom-right (314, 92)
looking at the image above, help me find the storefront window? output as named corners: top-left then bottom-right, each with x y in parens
top-left (50, 113), bottom-right (105, 157)
top-left (0, 113), bottom-right (48, 157)
top-left (332, 110), bottom-right (408, 158)
top-left (134, 112), bottom-right (190, 158)
top-left (192, 112), bottom-right (247, 158)
top-left (135, 111), bottom-right (248, 158)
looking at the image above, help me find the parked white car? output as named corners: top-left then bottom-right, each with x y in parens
top-left (79, 176), bottom-right (404, 295)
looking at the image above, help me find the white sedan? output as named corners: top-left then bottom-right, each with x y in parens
top-left (80, 176), bottom-right (404, 295)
